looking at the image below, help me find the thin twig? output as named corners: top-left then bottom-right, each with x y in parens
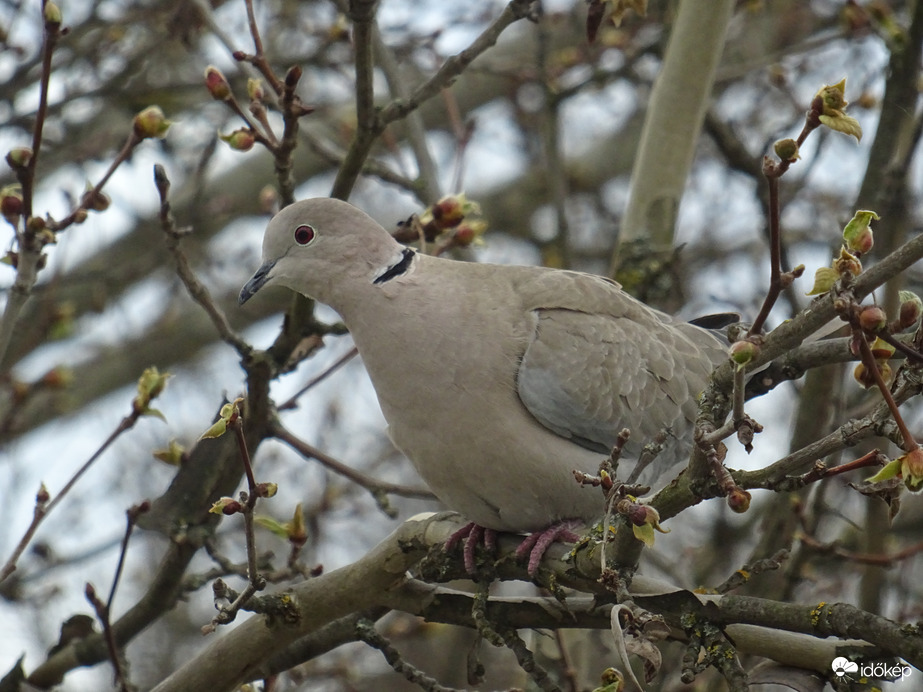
top-left (0, 6), bottom-right (61, 368)
top-left (378, 0), bottom-right (536, 127)
top-left (277, 346), bottom-right (359, 410)
top-left (855, 329), bottom-right (917, 451)
top-left (1, 409), bottom-right (145, 583)
top-left (154, 165), bottom-right (251, 356)
top-left (85, 583), bottom-right (131, 692)
top-left (21, 2), bottom-right (60, 220)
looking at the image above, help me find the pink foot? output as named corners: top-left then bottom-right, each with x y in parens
top-left (445, 522), bottom-right (499, 574)
top-left (514, 520), bottom-right (583, 576)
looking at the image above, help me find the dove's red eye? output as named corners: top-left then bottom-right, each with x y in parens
top-left (294, 224), bottom-right (315, 245)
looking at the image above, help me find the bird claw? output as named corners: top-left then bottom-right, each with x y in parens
top-left (447, 520), bottom-right (582, 577)
top-left (514, 520), bottom-right (582, 576)
top-left (445, 522), bottom-right (498, 575)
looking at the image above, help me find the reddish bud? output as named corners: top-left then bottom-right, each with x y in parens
top-left (843, 210), bottom-right (878, 255)
top-left (219, 129), bottom-right (255, 152)
top-left (901, 448), bottom-right (923, 492)
top-left (204, 66), bottom-right (232, 101)
top-left (726, 487), bottom-right (751, 513)
top-left (858, 305), bottom-right (887, 332)
top-left (255, 482), bottom-right (278, 498)
top-left (36, 483), bottom-right (51, 505)
top-left (451, 219), bottom-right (487, 247)
top-left (898, 292), bottom-right (922, 330)
top-left (222, 500), bottom-right (242, 515)
top-left (40, 367), bottom-right (74, 389)
top-left (1, 190), bottom-right (23, 221)
top-left (454, 225), bottom-right (475, 246)
top-left (284, 65), bottom-right (303, 88)
top-left (210, 497), bottom-right (242, 515)
top-left (869, 336), bottom-right (896, 360)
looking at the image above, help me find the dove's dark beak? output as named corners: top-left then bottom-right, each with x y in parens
top-left (239, 260), bottom-right (276, 305)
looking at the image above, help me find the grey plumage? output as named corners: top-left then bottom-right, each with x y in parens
top-left (240, 198), bottom-right (727, 533)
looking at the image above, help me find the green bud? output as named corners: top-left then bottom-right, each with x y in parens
top-left (44, 1), bottom-right (62, 26)
top-left (728, 340), bottom-right (759, 368)
top-left (6, 147), bottom-right (33, 169)
top-left (773, 138), bottom-right (800, 161)
top-left (842, 209), bottom-right (878, 255)
top-left (132, 106), bottom-right (171, 139)
top-left (247, 78), bottom-right (265, 102)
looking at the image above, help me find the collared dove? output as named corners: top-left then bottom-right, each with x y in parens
top-left (240, 198), bottom-right (728, 571)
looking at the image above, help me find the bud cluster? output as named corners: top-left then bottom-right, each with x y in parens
top-left (417, 194), bottom-right (488, 249)
top-left (807, 210), bottom-right (878, 296)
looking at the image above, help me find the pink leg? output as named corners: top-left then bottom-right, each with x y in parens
top-left (514, 520), bottom-right (583, 576)
top-left (445, 522), bottom-right (499, 574)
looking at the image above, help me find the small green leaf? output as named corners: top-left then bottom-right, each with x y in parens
top-left (818, 113), bottom-right (863, 142)
top-left (255, 515), bottom-right (290, 539)
top-left (867, 458), bottom-right (902, 484)
top-left (806, 266), bottom-right (838, 295)
top-left (199, 418), bottom-right (227, 440)
top-left (633, 523), bottom-right (655, 547)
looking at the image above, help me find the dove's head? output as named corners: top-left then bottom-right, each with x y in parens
top-left (239, 198), bottom-right (405, 306)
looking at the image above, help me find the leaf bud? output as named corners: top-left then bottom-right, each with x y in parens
top-left (6, 147), bottom-right (33, 169)
top-left (726, 486), bottom-right (751, 513)
top-left (247, 78), bottom-right (265, 102)
top-left (857, 305), bottom-right (887, 332)
top-left (44, 1), bottom-right (62, 26)
top-left (204, 65), bottom-right (232, 101)
top-left (842, 209), bottom-right (878, 255)
top-left (833, 247), bottom-right (862, 278)
top-left (81, 185), bottom-right (111, 212)
top-left (1, 186), bottom-right (23, 222)
top-left (897, 291), bottom-right (922, 330)
top-left (132, 106), bottom-right (171, 139)
top-left (219, 128), bottom-right (255, 152)
top-left (728, 340), bottom-right (760, 368)
top-left (153, 439), bottom-right (186, 466)
top-left (901, 448), bottom-right (923, 492)
top-left (773, 138), bottom-right (800, 162)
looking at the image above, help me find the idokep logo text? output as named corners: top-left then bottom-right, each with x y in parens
top-left (831, 656), bottom-right (913, 681)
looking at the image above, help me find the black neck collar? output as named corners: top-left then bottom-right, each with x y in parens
top-left (373, 248), bottom-right (415, 285)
